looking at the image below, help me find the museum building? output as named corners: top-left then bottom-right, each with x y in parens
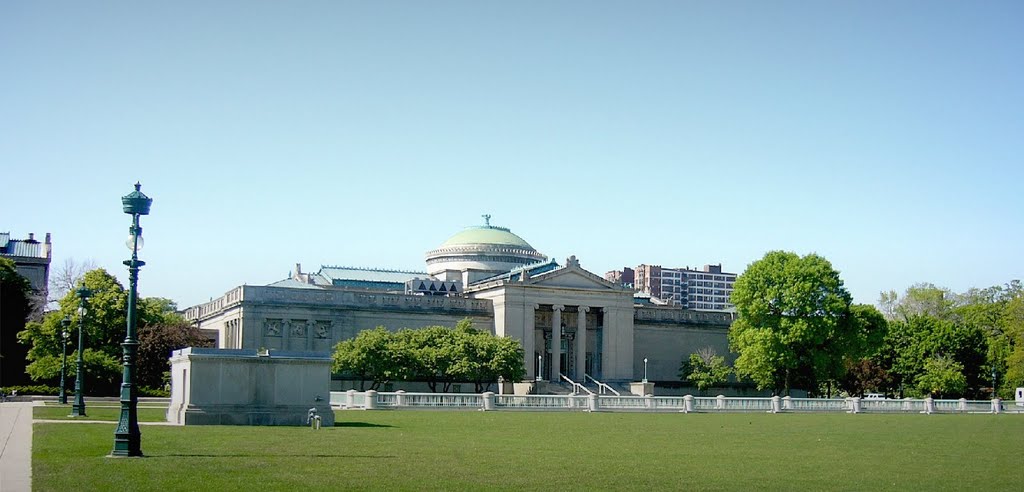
top-left (183, 219), bottom-right (734, 385)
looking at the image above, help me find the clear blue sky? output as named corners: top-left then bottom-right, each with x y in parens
top-left (3, 1), bottom-right (1022, 309)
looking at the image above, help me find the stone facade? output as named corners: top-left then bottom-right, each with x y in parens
top-left (183, 220), bottom-right (736, 386)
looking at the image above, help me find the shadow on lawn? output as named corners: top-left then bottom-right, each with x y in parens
top-left (333, 422), bottom-right (393, 428)
top-left (152, 453), bottom-right (396, 458)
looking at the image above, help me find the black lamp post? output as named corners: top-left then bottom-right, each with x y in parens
top-left (59, 316), bottom-right (70, 405)
top-left (70, 285), bottom-right (91, 417)
top-left (992, 367), bottom-right (998, 399)
top-left (111, 182), bottom-right (151, 457)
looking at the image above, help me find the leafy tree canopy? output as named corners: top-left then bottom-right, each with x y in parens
top-left (332, 319), bottom-right (524, 392)
top-left (728, 251), bottom-right (854, 395)
top-left (679, 347), bottom-right (731, 394)
top-left (17, 268), bottom-right (190, 395)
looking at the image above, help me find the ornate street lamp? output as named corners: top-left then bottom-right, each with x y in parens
top-left (111, 182), bottom-right (151, 457)
top-left (70, 285), bottom-right (91, 417)
top-left (59, 316), bottom-right (70, 405)
top-left (643, 357), bottom-right (649, 383)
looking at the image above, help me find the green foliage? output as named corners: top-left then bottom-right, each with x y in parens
top-left (838, 358), bottom-right (891, 397)
top-left (881, 315), bottom-right (987, 398)
top-left (1, 384), bottom-right (59, 396)
top-left (16, 268), bottom-right (191, 395)
top-left (728, 251), bottom-right (854, 394)
top-left (1, 257), bottom-right (34, 386)
top-left (138, 386), bottom-right (171, 397)
top-left (680, 348), bottom-right (731, 394)
top-left (332, 327), bottom-right (395, 390)
top-left (916, 356), bottom-right (967, 398)
top-left (137, 320), bottom-right (212, 389)
top-left (331, 319), bottom-right (524, 392)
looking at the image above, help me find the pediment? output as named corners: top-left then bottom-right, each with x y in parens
top-left (528, 264), bottom-right (619, 291)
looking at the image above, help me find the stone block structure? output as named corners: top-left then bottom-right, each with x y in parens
top-left (167, 347), bottom-right (334, 426)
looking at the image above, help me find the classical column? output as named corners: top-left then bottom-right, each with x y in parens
top-left (551, 305), bottom-right (564, 382)
top-left (577, 306), bottom-right (589, 380)
top-left (523, 304), bottom-right (538, 380)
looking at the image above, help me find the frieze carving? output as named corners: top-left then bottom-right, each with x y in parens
top-left (633, 307), bottom-right (734, 326)
top-left (314, 320), bottom-right (331, 339)
top-left (290, 319), bottom-right (307, 337)
top-left (264, 318), bottom-right (282, 337)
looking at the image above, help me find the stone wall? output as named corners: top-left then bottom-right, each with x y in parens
top-left (167, 347), bottom-right (334, 426)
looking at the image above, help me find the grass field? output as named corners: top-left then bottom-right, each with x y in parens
top-left (33, 410), bottom-right (1023, 491)
top-left (34, 405), bottom-right (169, 422)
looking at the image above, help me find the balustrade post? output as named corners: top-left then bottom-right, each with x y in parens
top-left (645, 393), bottom-right (654, 410)
top-left (346, 389), bottom-right (356, 409)
top-left (958, 398), bottom-right (967, 412)
top-left (782, 396), bottom-right (792, 410)
top-left (716, 394), bottom-right (726, 410)
top-left (992, 398), bottom-right (1002, 414)
top-left (588, 393), bottom-right (599, 412)
top-left (482, 392), bottom-right (495, 411)
top-left (850, 397), bottom-right (861, 414)
top-left (683, 394), bottom-right (694, 414)
top-left (924, 396), bottom-right (934, 414)
top-left (395, 390), bottom-right (406, 407)
top-left (365, 390), bottom-right (378, 410)
top-left (770, 396), bottom-right (782, 413)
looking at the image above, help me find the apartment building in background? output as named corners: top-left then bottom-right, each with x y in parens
top-left (606, 263), bottom-right (737, 311)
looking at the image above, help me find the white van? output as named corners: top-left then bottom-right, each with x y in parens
top-left (1016, 387), bottom-right (1024, 407)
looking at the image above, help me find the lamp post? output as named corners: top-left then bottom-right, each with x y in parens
top-left (992, 367), bottom-right (998, 399)
top-left (59, 317), bottom-right (70, 405)
top-left (111, 182), bottom-right (151, 457)
top-left (643, 357), bottom-right (648, 383)
top-left (536, 354), bottom-right (543, 382)
top-left (70, 285), bottom-right (91, 417)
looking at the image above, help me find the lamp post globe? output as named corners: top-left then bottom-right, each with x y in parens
top-left (70, 285), bottom-right (91, 417)
top-left (59, 317), bottom-right (70, 405)
top-left (111, 182), bottom-right (151, 457)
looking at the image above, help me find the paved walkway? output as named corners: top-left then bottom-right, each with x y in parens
top-left (0, 400), bottom-right (37, 492)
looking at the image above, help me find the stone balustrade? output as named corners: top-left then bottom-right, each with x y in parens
top-left (330, 391), bottom-right (1012, 415)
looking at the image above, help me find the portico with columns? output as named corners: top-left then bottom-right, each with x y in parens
top-left (467, 255), bottom-right (636, 382)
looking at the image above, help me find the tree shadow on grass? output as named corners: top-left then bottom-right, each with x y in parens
top-left (332, 422), bottom-right (393, 428)
top-left (151, 453), bottom-right (396, 458)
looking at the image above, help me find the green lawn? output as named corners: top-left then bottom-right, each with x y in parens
top-left (33, 411), bottom-right (1023, 491)
top-left (34, 405), bottom-right (169, 422)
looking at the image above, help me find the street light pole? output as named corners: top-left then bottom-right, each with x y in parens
top-left (59, 317), bottom-right (70, 405)
top-left (71, 285), bottom-right (91, 417)
top-left (992, 367), bottom-right (998, 399)
top-left (111, 182), bottom-right (151, 457)
top-left (643, 357), bottom-right (648, 383)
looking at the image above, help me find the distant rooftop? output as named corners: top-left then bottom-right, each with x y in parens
top-left (0, 232), bottom-right (50, 259)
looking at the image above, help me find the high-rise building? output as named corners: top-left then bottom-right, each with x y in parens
top-left (610, 263), bottom-right (737, 311)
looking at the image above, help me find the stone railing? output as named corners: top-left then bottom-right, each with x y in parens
top-left (331, 391), bottom-right (1013, 414)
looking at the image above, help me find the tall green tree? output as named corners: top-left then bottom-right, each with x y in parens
top-left (1, 258), bottom-right (33, 386)
top-left (17, 268), bottom-right (188, 395)
top-left (728, 251), bottom-right (853, 395)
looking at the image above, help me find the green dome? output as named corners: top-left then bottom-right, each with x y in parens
top-left (440, 226), bottom-right (534, 250)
